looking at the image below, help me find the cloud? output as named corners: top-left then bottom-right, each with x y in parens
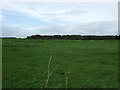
top-left (1, 2), bottom-right (118, 37)
top-left (64, 9), bottom-right (86, 15)
top-left (38, 20), bottom-right (117, 35)
top-left (2, 2), bottom-right (86, 23)
top-left (2, 25), bottom-right (39, 37)
top-left (2, 2), bottom-right (117, 24)
top-left (2, 20), bottom-right (118, 38)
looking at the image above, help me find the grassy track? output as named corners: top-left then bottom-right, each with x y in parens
top-left (2, 39), bottom-right (118, 88)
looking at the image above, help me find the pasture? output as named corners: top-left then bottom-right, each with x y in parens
top-left (2, 39), bottom-right (118, 88)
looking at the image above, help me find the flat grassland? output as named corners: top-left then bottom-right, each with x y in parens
top-left (2, 39), bottom-right (118, 88)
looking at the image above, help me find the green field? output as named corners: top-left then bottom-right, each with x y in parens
top-left (2, 39), bottom-right (118, 88)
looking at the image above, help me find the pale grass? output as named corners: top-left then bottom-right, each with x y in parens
top-left (65, 72), bottom-right (68, 88)
top-left (45, 55), bottom-right (53, 88)
top-left (102, 80), bottom-right (105, 88)
top-left (65, 72), bottom-right (71, 88)
top-left (45, 55), bottom-right (60, 88)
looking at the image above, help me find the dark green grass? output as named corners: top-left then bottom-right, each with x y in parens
top-left (2, 39), bottom-right (118, 88)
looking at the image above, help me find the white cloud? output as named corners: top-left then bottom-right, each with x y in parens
top-left (1, 2), bottom-right (118, 37)
top-left (0, 0), bottom-right (118, 2)
top-left (2, 2), bottom-right (118, 23)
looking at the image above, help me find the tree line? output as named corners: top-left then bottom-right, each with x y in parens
top-left (27, 35), bottom-right (119, 40)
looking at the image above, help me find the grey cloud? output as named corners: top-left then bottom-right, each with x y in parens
top-left (2, 26), bottom-right (37, 38)
top-left (2, 20), bottom-right (118, 38)
top-left (28, 7), bottom-right (36, 11)
top-left (80, 21), bottom-right (118, 35)
top-left (36, 20), bottom-right (117, 35)
top-left (36, 9), bottom-right (85, 17)
top-left (64, 9), bottom-right (86, 15)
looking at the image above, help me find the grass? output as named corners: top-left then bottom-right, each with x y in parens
top-left (2, 39), bottom-right (118, 88)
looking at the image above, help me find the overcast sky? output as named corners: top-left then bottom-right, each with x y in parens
top-left (1, 2), bottom-right (118, 38)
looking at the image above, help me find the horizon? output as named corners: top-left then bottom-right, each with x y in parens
top-left (1, 34), bottom-right (119, 39)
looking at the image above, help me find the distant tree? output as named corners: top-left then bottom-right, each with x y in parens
top-left (26, 34), bottom-right (118, 40)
